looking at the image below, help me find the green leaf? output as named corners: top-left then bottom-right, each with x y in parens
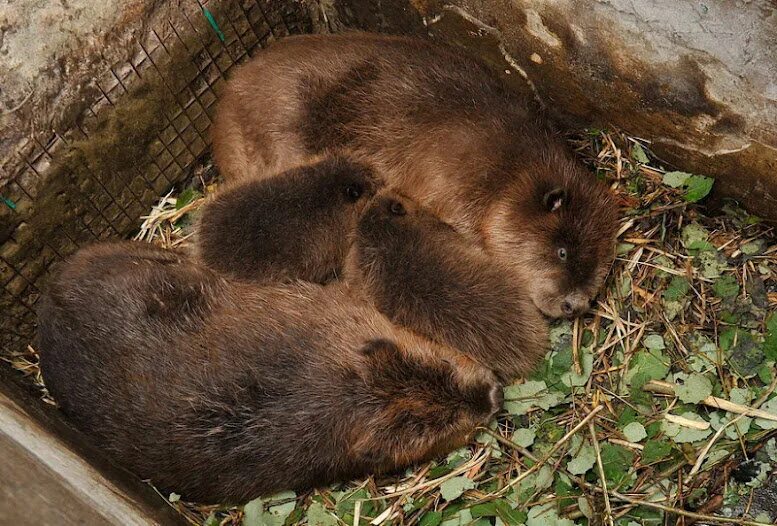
top-left (567, 443), bottom-right (596, 475)
top-left (527, 503), bottom-right (574, 526)
top-left (577, 497), bottom-right (594, 519)
top-left (719, 327), bottom-right (742, 351)
top-left (168, 492), bottom-right (180, 503)
top-left (267, 501), bottom-right (296, 526)
top-left (663, 299), bottom-right (686, 321)
top-left (306, 502), bottom-right (338, 526)
top-left (554, 475), bottom-right (579, 509)
top-left (440, 476), bottom-right (475, 502)
top-left (618, 407), bottom-right (638, 427)
top-left (549, 321), bottom-right (573, 354)
top-left (765, 438), bottom-right (777, 462)
top-left (681, 223), bottom-right (710, 250)
top-left (512, 428), bottom-right (536, 448)
top-left (495, 500), bottom-right (528, 524)
top-left (335, 488), bottom-right (371, 519)
top-left (470, 502), bottom-right (498, 518)
top-left (504, 380), bottom-right (565, 416)
top-left (632, 143), bottom-right (650, 164)
top-left (754, 397), bottom-right (777, 430)
top-left (712, 275), bottom-right (740, 299)
top-left (203, 513), bottom-right (220, 526)
top-left (441, 508), bottom-right (472, 526)
top-left (243, 491), bottom-right (297, 526)
top-left (419, 511), bottom-right (443, 526)
top-left (764, 313), bottom-right (777, 361)
top-left (623, 422), bottom-right (647, 443)
top-left (243, 498), bottom-right (264, 526)
top-left (535, 465), bottom-right (554, 490)
top-left (698, 251), bottom-right (726, 279)
top-left (642, 440), bottom-right (672, 464)
top-left (471, 500), bottom-right (526, 524)
top-left (663, 171), bottom-right (691, 188)
top-left (663, 276), bottom-right (690, 301)
top-left (175, 187), bottom-right (202, 209)
top-left (685, 175), bottom-right (714, 202)
top-left (599, 443), bottom-right (635, 486)
top-left (676, 373), bottom-right (713, 404)
top-left (643, 334), bottom-right (666, 351)
top-left (728, 339), bottom-right (765, 378)
top-left (741, 240), bottom-right (766, 256)
top-left (626, 350), bottom-right (669, 385)
top-left (701, 447), bottom-right (731, 470)
top-left (560, 349), bottom-right (593, 387)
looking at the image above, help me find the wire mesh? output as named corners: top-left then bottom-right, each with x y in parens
top-left (0, 0), bottom-right (314, 354)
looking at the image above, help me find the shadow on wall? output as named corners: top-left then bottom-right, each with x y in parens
top-left (411, 0), bottom-right (777, 220)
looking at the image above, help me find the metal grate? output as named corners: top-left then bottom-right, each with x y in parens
top-left (0, 0), bottom-right (315, 354)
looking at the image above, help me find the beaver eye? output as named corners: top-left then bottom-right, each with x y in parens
top-left (389, 200), bottom-right (406, 216)
top-left (344, 184), bottom-right (363, 202)
top-left (557, 247), bottom-right (567, 261)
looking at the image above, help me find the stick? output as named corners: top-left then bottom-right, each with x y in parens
top-left (589, 421), bottom-right (614, 526)
top-left (644, 380), bottom-right (777, 422)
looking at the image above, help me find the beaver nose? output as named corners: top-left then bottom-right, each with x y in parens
top-left (561, 296), bottom-right (591, 318)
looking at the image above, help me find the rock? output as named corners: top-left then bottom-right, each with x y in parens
top-left (408, 0), bottom-right (777, 219)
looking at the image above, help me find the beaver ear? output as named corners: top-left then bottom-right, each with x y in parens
top-left (543, 188), bottom-right (566, 212)
top-left (360, 338), bottom-right (401, 358)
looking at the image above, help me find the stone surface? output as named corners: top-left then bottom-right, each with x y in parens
top-left (412, 0), bottom-right (777, 219)
top-left (0, 0), bottom-right (177, 180)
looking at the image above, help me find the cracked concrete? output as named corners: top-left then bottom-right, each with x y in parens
top-left (414, 0), bottom-right (777, 219)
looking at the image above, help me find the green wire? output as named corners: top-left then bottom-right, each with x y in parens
top-left (201, 6), bottom-right (226, 43)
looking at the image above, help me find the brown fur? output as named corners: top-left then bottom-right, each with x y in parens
top-left (195, 155), bottom-right (381, 283)
top-left (346, 192), bottom-right (548, 383)
top-left (37, 242), bottom-right (500, 504)
top-left (211, 32), bottom-right (619, 318)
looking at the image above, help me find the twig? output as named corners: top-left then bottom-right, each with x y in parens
top-left (589, 421), bottom-right (614, 526)
top-left (611, 491), bottom-right (773, 526)
top-left (502, 405), bottom-right (604, 493)
top-left (645, 380), bottom-right (777, 422)
top-left (689, 414), bottom-right (747, 477)
top-left (664, 413), bottom-right (711, 430)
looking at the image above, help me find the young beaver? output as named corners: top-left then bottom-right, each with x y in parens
top-left (211, 32), bottom-right (619, 318)
top-left (196, 155), bottom-right (380, 283)
top-left (37, 242), bottom-right (500, 504)
top-left (346, 192), bottom-right (548, 383)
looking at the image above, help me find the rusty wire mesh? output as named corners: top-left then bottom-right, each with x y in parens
top-left (0, 0), bottom-right (314, 354)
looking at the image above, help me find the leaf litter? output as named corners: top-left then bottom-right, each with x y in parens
top-left (8, 132), bottom-right (777, 525)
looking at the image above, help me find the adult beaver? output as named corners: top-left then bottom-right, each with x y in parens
top-left (37, 241), bottom-right (500, 503)
top-left (211, 32), bottom-right (619, 318)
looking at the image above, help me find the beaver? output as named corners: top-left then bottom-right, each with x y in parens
top-left (37, 241), bottom-right (500, 504)
top-left (195, 155), bottom-right (380, 283)
top-left (211, 32), bottom-right (619, 318)
top-left (346, 192), bottom-right (548, 383)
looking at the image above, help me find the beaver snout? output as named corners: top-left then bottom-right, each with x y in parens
top-left (560, 294), bottom-right (593, 318)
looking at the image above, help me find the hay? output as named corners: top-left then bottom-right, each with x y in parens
top-left (12, 130), bottom-right (777, 525)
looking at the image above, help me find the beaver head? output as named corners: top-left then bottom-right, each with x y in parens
top-left (485, 151), bottom-right (619, 319)
top-left (197, 155), bottom-right (382, 283)
top-left (345, 338), bottom-right (501, 469)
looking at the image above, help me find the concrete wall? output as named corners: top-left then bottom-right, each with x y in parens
top-left (412, 0), bottom-right (777, 219)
